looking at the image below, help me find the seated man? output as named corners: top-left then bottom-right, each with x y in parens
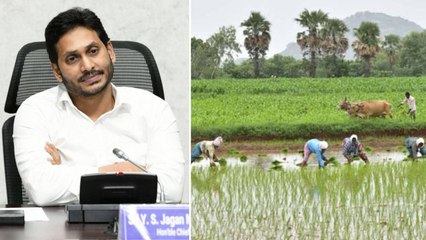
top-left (191, 136), bottom-right (223, 167)
top-left (342, 134), bottom-right (369, 164)
top-left (13, 8), bottom-right (184, 206)
top-left (404, 137), bottom-right (425, 160)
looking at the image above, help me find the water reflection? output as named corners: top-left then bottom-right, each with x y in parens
top-left (191, 151), bottom-right (409, 169)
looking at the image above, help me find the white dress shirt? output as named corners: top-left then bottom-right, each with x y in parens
top-left (13, 84), bottom-right (185, 206)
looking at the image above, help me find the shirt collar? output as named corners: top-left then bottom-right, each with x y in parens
top-left (112, 84), bottom-right (132, 112)
top-left (56, 83), bottom-right (132, 112)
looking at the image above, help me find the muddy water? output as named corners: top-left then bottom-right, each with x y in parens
top-left (192, 151), bottom-right (410, 169)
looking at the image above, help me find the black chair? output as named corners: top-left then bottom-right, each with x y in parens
top-left (2, 41), bottom-right (164, 206)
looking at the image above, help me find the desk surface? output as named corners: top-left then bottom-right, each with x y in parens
top-left (0, 207), bottom-right (116, 239)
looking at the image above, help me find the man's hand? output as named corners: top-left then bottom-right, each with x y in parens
top-left (98, 161), bottom-right (145, 173)
top-left (45, 142), bottom-right (61, 165)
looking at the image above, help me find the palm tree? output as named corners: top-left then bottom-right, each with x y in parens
top-left (320, 18), bottom-right (349, 77)
top-left (382, 34), bottom-right (400, 70)
top-left (295, 9), bottom-right (328, 78)
top-left (241, 12), bottom-right (271, 78)
top-left (352, 21), bottom-right (381, 77)
top-left (320, 18), bottom-right (349, 57)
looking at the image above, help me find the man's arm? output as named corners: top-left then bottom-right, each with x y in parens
top-left (142, 100), bottom-right (185, 203)
top-left (411, 142), bottom-right (418, 159)
top-left (314, 148), bottom-right (325, 168)
top-left (206, 143), bottom-right (216, 162)
top-left (14, 101), bottom-right (99, 206)
top-left (398, 98), bottom-right (407, 107)
top-left (99, 162), bottom-right (144, 172)
top-left (46, 142), bottom-right (144, 173)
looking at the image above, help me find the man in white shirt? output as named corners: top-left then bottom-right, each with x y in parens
top-left (13, 8), bottom-right (185, 206)
top-left (398, 92), bottom-right (416, 120)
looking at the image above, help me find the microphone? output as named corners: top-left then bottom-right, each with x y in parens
top-left (113, 148), bottom-right (148, 172)
top-left (112, 148), bottom-right (130, 160)
top-left (112, 148), bottom-right (165, 203)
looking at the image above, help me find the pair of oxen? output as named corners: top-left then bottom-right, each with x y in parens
top-left (338, 97), bottom-right (393, 118)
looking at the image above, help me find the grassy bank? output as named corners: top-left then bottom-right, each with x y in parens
top-left (192, 77), bottom-right (426, 140)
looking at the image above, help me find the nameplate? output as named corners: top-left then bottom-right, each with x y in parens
top-left (119, 204), bottom-right (189, 240)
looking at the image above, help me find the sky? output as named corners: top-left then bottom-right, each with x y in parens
top-left (191, 0), bottom-right (426, 58)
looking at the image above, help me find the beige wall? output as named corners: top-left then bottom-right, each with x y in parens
top-left (0, 0), bottom-right (190, 204)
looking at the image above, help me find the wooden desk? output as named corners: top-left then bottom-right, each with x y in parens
top-left (0, 207), bottom-right (116, 239)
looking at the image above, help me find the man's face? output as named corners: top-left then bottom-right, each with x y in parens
top-left (52, 26), bottom-right (115, 98)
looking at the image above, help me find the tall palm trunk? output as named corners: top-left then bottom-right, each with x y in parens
top-left (364, 57), bottom-right (371, 77)
top-left (254, 52), bottom-right (260, 78)
top-left (309, 51), bottom-right (317, 78)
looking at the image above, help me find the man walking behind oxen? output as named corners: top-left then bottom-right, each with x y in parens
top-left (398, 92), bottom-right (416, 120)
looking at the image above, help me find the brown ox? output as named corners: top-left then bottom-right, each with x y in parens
top-left (337, 97), bottom-right (393, 119)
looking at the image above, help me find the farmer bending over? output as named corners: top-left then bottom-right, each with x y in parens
top-left (297, 139), bottom-right (329, 169)
top-left (404, 137), bottom-right (426, 160)
top-left (342, 134), bottom-right (369, 164)
top-left (191, 136), bottom-right (223, 167)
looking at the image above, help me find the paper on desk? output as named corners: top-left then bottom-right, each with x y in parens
top-left (0, 207), bottom-right (49, 221)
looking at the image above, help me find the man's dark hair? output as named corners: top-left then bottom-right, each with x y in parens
top-left (405, 92), bottom-right (410, 97)
top-left (45, 7), bottom-right (110, 64)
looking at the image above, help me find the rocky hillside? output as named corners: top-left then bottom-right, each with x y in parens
top-left (280, 11), bottom-right (424, 60)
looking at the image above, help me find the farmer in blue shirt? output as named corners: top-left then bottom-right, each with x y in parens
top-left (404, 137), bottom-right (425, 160)
top-left (342, 134), bottom-right (369, 164)
top-left (297, 139), bottom-right (329, 168)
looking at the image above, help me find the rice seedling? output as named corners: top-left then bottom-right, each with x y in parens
top-left (226, 149), bottom-right (240, 155)
top-left (191, 161), bottom-right (426, 239)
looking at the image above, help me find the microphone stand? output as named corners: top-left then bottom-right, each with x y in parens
top-left (113, 148), bottom-right (166, 203)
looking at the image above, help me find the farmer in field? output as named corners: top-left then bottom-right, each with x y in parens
top-left (297, 139), bottom-right (329, 169)
top-left (191, 136), bottom-right (223, 167)
top-left (398, 92), bottom-right (416, 120)
top-left (342, 134), bottom-right (369, 164)
top-left (404, 137), bottom-right (426, 160)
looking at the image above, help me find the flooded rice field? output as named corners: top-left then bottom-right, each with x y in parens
top-left (191, 151), bottom-right (409, 169)
top-left (191, 151), bottom-right (426, 239)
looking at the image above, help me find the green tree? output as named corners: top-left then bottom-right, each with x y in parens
top-left (223, 59), bottom-right (254, 78)
top-left (206, 26), bottom-right (241, 78)
top-left (295, 9), bottom-right (329, 78)
top-left (191, 37), bottom-right (219, 79)
top-left (352, 21), bottom-right (381, 77)
top-left (320, 18), bottom-right (349, 77)
top-left (381, 34), bottom-right (401, 70)
top-left (241, 12), bottom-right (271, 78)
top-left (319, 56), bottom-right (349, 77)
top-left (399, 31), bottom-right (426, 76)
top-left (321, 18), bottom-right (349, 57)
top-left (263, 55), bottom-right (306, 78)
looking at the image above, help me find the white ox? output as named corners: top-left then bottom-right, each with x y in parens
top-left (337, 97), bottom-right (393, 119)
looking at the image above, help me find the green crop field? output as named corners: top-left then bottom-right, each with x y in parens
top-left (192, 77), bottom-right (426, 140)
top-left (191, 77), bottom-right (426, 239)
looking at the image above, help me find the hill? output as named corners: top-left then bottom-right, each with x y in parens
top-left (280, 11), bottom-right (424, 60)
